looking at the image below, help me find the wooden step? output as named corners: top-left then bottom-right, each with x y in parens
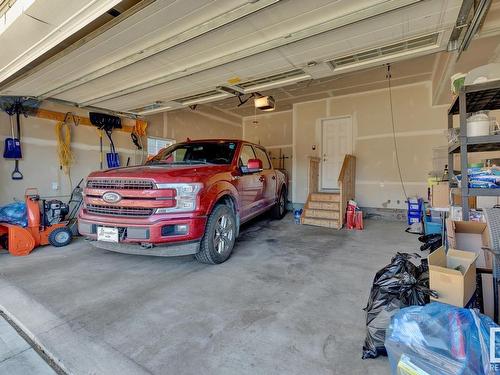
top-left (303, 208), bottom-right (340, 220)
top-left (301, 217), bottom-right (340, 229)
top-left (307, 201), bottom-right (340, 210)
top-left (310, 192), bottom-right (340, 202)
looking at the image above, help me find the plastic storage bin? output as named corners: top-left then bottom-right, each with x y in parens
top-left (407, 198), bottom-right (423, 225)
top-left (424, 216), bottom-right (442, 235)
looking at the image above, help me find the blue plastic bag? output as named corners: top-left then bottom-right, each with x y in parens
top-left (0, 202), bottom-right (27, 227)
top-left (386, 302), bottom-right (500, 375)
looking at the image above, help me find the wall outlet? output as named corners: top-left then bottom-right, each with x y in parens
top-left (51, 182), bottom-right (59, 191)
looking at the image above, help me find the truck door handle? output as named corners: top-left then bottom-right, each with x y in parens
top-left (259, 176), bottom-right (265, 182)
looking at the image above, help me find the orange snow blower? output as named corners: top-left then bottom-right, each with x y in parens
top-left (0, 189), bottom-right (73, 256)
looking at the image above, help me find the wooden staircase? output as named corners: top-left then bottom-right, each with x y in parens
top-left (301, 155), bottom-right (356, 229)
top-left (301, 192), bottom-right (342, 228)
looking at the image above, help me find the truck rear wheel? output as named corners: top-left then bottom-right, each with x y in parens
top-left (195, 204), bottom-right (236, 264)
top-left (271, 188), bottom-right (287, 219)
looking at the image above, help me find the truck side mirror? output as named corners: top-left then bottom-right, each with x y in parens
top-left (241, 158), bottom-right (263, 174)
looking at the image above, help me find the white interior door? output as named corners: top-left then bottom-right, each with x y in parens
top-left (321, 117), bottom-right (353, 190)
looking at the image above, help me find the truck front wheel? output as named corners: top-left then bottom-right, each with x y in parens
top-left (196, 204), bottom-right (236, 264)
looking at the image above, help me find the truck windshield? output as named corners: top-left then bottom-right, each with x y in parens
top-left (147, 141), bottom-right (237, 165)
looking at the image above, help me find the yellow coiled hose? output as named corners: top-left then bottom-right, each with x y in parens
top-left (55, 121), bottom-right (73, 175)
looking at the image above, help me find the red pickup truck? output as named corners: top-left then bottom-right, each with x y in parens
top-left (78, 139), bottom-right (287, 264)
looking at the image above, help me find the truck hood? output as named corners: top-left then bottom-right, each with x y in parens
top-left (87, 164), bottom-right (232, 181)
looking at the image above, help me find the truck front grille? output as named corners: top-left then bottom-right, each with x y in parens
top-left (86, 204), bottom-right (154, 217)
top-left (87, 179), bottom-right (155, 190)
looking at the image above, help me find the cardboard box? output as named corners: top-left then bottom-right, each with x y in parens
top-left (446, 220), bottom-right (491, 268)
top-left (428, 247), bottom-right (478, 307)
top-left (446, 219), bottom-right (495, 319)
top-left (431, 183), bottom-right (476, 208)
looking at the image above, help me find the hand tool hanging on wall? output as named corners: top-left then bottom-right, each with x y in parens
top-left (98, 129), bottom-right (103, 169)
top-left (105, 128), bottom-right (120, 168)
top-left (0, 96), bottom-right (41, 180)
top-left (11, 112), bottom-right (23, 180)
top-left (89, 112), bottom-right (122, 169)
top-left (3, 115), bottom-right (22, 159)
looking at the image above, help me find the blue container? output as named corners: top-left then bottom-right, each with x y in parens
top-left (423, 202), bottom-right (443, 235)
top-left (424, 217), bottom-right (442, 235)
top-left (407, 198), bottom-right (423, 212)
top-left (293, 209), bottom-right (303, 224)
top-left (407, 211), bottom-right (422, 225)
top-left (407, 198), bottom-right (423, 225)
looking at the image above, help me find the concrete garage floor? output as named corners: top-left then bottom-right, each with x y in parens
top-left (0, 214), bottom-right (422, 375)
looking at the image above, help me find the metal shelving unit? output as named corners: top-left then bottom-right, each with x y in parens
top-left (447, 79), bottom-right (500, 221)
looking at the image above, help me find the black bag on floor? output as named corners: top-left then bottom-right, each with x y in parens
top-left (418, 233), bottom-right (442, 253)
top-left (361, 253), bottom-right (435, 359)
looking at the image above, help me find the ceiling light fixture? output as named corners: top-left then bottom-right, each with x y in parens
top-left (254, 96), bottom-right (275, 111)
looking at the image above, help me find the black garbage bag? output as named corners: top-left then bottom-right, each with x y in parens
top-left (418, 233), bottom-right (442, 253)
top-left (362, 253), bottom-right (436, 359)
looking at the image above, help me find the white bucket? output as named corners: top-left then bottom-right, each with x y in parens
top-left (467, 113), bottom-right (491, 136)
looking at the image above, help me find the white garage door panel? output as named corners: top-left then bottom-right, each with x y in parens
top-left (0, 16), bottom-right (53, 67)
top-left (54, 46), bottom-right (292, 105)
top-left (3, 0), bottom-right (405, 100)
top-left (103, 52), bottom-right (293, 109)
top-left (3, 0), bottom-right (246, 95)
top-left (88, 50), bottom-right (294, 111)
top-left (0, 0), bottom-right (123, 84)
top-left (25, 0), bottom-right (95, 25)
top-left (56, 0), bottom-right (419, 105)
top-left (280, 1), bottom-right (460, 66)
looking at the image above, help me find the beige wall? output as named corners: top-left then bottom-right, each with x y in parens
top-left (165, 110), bottom-right (241, 141)
top-left (0, 102), bottom-right (152, 202)
top-left (146, 106), bottom-right (242, 142)
top-left (242, 110), bottom-right (293, 172)
top-left (292, 81), bottom-right (450, 208)
top-left (243, 110), bottom-right (293, 198)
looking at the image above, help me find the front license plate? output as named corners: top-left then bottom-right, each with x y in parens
top-left (97, 226), bottom-right (119, 242)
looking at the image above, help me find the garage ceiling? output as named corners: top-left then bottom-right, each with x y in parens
top-left (0, 0), bottom-right (465, 115)
top-left (210, 53), bottom-right (439, 117)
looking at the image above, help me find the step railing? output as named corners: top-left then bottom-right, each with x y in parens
top-left (337, 154), bottom-right (356, 228)
top-left (307, 156), bottom-right (321, 194)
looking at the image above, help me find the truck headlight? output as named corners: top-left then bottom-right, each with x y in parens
top-left (155, 183), bottom-right (203, 213)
